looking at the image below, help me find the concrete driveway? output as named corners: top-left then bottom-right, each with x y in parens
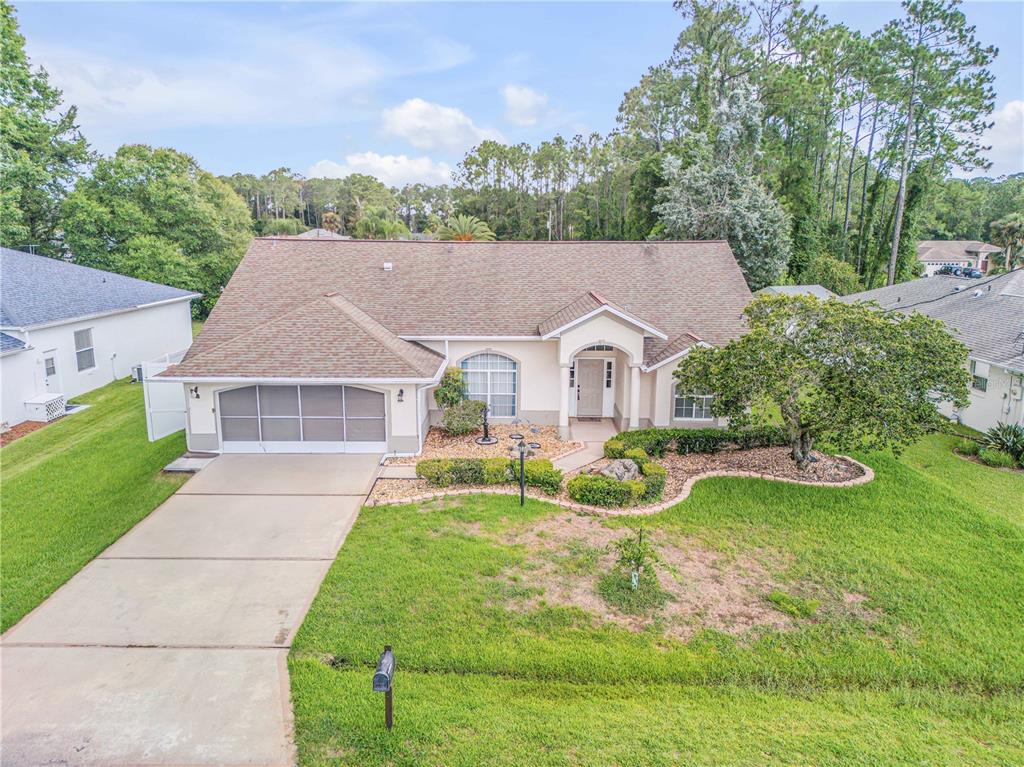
top-left (1, 453), bottom-right (380, 767)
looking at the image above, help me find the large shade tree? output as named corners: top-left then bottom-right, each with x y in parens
top-left (674, 294), bottom-right (970, 468)
top-left (60, 144), bottom-right (252, 316)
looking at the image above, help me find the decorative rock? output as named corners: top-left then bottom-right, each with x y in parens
top-left (600, 459), bottom-right (640, 482)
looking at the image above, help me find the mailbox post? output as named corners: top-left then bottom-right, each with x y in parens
top-left (372, 646), bottom-right (395, 730)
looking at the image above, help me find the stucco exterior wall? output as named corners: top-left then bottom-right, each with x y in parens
top-left (1, 299), bottom-right (193, 427)
top-left (557, 314), bottom-right (646, 366)
top-left (941, 362), bottom-right (1024, 431)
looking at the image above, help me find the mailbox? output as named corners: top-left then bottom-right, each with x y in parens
top-left (373, 646), bottom-right (395, 692)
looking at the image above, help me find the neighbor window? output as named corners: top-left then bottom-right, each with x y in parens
top-left (461, 352), bottom-right (517, 417)
top-left (74, 328), bottom-right (95, 371)
top-left (970, 360), bottom-right (989, 392)
top-left (674, 389), bottom-right (714, 420)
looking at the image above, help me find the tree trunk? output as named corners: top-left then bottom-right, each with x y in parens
top-left (843, 94), bottom-right (865, 239)
top-left (887, 52), bottom-right (920, 286)
top-left (790, 429), bottom-right (815, 471)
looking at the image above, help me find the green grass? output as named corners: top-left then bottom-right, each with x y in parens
top-left (1, 379), bottom-right (188, 631)
top-left (290, 434), bottom-right (1024, 765)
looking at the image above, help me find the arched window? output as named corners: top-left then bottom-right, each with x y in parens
top-left (461, 353), bottom-right (517, 417)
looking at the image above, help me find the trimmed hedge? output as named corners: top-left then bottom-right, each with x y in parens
top-left (441, 399), bottom-right (486, 436)
top-left (610, 426), bottom-right (788, 457)
top-left (567, 474), bottom-right (643, 507)
top-left (638, 461), bottom-right (667, 502)
top-left (415, 457), bottom-right (563, 494)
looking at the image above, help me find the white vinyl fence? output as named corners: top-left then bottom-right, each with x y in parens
top-left (143, 349), bottom-right (188, 442)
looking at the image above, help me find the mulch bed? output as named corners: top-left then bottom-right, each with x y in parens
top-left (385, 424), bottom-right (583, 465)
top-left (0, 420), bottom-right (50, 447)
top-left (368, 446), bottom-right (867, 508)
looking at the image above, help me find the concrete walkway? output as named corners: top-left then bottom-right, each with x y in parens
top-left (553, 418), bottom-right (617, 472)
top-left (1, 453), bottom-right (380, 767)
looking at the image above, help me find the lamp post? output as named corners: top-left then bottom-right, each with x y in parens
top-left (509, 432), bottom-right (541, 506)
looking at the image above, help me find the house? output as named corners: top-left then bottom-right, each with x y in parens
top-left (917, 240), bottom-right (1003, 276)
top-left (843, 271), bottom-right (1024, 432)
top-left (158, 239), bottom-right (752, 455)
top-left (0, 247), bottom-right (199, 428)
top-left (754, 284), bottom-right (836, 300)
top-left (294, 228), bottom-right (350, 240)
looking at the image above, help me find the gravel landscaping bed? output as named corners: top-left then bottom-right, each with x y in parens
top-left (368, 446), bottom-right (868, 509)
top-left (385, 424), bottom-right (583, 465)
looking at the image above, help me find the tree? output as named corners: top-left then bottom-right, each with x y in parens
top-left (0, 0), bottom-right (91, 253)
top-left (351, 205), bottom-right (409, 240)
top-left (673, 294), bottom-right (970, 469)
top-left (60, 145), bottom-right (252, 316)
top-left (656, 82), bottom-right (791, 289)
top-left (800, 253), bottom-right (862, 295)
top-left (321, 210), bottom-right (341, 233)
top-left (878, 0), bottom-right (996, 285)
top-left (990, 213), bottom-right (1023, 271)
top-left (437, 214), bottom-right (496, 241)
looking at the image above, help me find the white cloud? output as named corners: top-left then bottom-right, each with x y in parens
top-left (981, 100), bottom-right (1024, 177)
top-left (308, 152), bottom-right (453, 187)
top-left (501, 84), bottom-right (548, 127)
top-left (381, 98), bottom-right (503, 153)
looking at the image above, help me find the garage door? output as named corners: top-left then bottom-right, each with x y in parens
top-left (218, 385), bottom-right (386, 453)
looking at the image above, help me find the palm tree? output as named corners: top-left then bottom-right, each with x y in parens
top-left (437, 215), bottom-right (496, 241)
top-left (991, 213), bottom-right (1024, 272)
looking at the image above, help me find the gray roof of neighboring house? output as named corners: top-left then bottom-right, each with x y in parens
top-left (842, 271), bottom-right (1024, 373)
top-left (917, 240), bottom-right (1003, 263)
top-left (0, 247), bottom-right (199, 329)
top-left (755, 284), bottom-right (836, 299)
top-left (0, 331), bottom-right (28, 354)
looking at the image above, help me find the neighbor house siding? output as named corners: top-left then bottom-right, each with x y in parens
top-left (940, 361), bottom-right (1024, 431)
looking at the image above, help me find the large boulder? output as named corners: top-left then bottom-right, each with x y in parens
top-left (601, 459), bottom-right (640, 482)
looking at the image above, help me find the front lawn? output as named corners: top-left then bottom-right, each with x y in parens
top-left (290, 433), bottom-right (1024, 765)
top-left (1, 379), bottom-right (188, 631)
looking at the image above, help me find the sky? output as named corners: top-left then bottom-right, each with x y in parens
top-left (14, 1), bottom-right (1024, 186)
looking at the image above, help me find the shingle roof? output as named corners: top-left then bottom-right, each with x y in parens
top-left (917, 240), bottom-right (1003, 263)
top-left (1, 247), bottom-right (199, 328)
top-left (756, 284), bottom-right (836, 299)
top-left (166, 292), bottom-right (445, 380)
top-left (644, 332), bottom-right (704, 368)
top-left (0, 331), bottom-right (27, 354)
top-left (174, 238), bottom-right (752, 378)
top-left (842, 272), bottom-right (1024, 373)
top-left (538, 290), bottom-right (665, 338)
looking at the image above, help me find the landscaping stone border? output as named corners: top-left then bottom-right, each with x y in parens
top-left (364, 456), bottom-right (875, 515)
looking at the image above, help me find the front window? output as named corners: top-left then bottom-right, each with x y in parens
top-left (970, 360), bottom-right (988, 392)
top-left (461, 352), bottom-right (517, 417)
top-left (74, 328), bottom-right (96, 371)
top-left (674, 389), bottom-right (714, 420)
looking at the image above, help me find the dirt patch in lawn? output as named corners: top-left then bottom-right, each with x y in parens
top-left (498, 513), bottom-right (797, 640)
top-left (385, 424), bottom-right (582, 465)
top-left (1, 420), bottom-right (50, 447)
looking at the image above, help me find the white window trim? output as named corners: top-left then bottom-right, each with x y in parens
top-left (673, 390), bottom-right (715, 421)
top-left (461, 352), bottom-right (518, 417)
top-left (74, 327), bottom-right (96, 372)
top-left (970, 360), bottom-right (989, 393)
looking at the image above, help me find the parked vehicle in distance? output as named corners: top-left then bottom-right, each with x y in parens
top-left (962, 268), bottom-right (984, 278)
top-left (935, 265), bottom-right (964, 276)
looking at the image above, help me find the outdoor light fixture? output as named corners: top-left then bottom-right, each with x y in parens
top-left (397, 389), bottom-right (404, 403)
top-left (475, 404), bottom-right (498, 445)
top-left (372, 645), bottom-right (395, 730)
top-left (189, 386), bottom-right (200, 399)
top-left (509, 433), bottom-right (543, 506)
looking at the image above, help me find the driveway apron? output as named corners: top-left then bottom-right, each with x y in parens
top-left (1, 453), bottom-right (380, 767)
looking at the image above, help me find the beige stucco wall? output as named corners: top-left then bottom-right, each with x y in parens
top-left (557, 313), bottom-right (646, 366)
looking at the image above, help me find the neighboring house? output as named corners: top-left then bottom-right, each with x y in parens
top-left (843, 271), bottom-right (1024, 432)
top-left (754, 284), bottom-right (836, 300)
top-left (1, 247), bottom-right (199, 428)
top-left (917, 240), bottom-right (1003, 276)
top-left (294, 228), bottom-right (350, 240)
top-left (158, 239), bottom-right (752, 455)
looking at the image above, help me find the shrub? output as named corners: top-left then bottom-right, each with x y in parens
top-left (978, 448), bottom-right (1018, 469)
top-left (767, 590), bottom-right (819, 618)
top-left (623, 447), bottom-right (649, 467)
top-left (623, 479), bottom-right (646, 504)
top-left (434, 367), bottom-right (465, 410)
top-left (984, 423), bottom-right (1024, 462)
top-left (955, 438), bottom-right (980, 456)
top-left (416, 459), bottom-right (454, 487)
top-left (449, 458), bottom-right (485, 485)
top-left (511, 458), bottom-right (563, 494)
top-left (728, 425), bottom-right (788, 449)
top-left (567, 474), bottom-right (637, 507)
top-left (441, 398), bottom-right (485, 436)
top-left (676, 428), bottom-right (730, 455)
top-left (482, 457), bottom-right (512, 484)
top-left (639, 462), bottom-right (667, 502)
top-left (603, 439), bottom-right (625, 459)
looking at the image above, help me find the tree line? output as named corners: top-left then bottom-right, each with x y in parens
top-left (2, 0), bottom-right (1020, 321)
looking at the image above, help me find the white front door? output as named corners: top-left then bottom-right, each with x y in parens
top-left (42, 351), bottom-right (59, 391)
top-left (576, 359), bottom-right (604, 417)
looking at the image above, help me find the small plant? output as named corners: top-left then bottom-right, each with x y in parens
top-left (767, 590), bottom-right (819, 618)
top-left (482, 457), bottom-right (512, 484)
top-left (567, 474), bottom-right (637, 507)
top-left (603, 439), bottom-right (625, 459)
top-left (611, 527), bottom-right (659, 591)
top-left (978, 448), bottom-right (1018, 469)
top-left (511, 458), bottom-right (564, 494)
top-left (441, 398), bottom-right (486, 436)
top-left (449, 458), bottom-right (485, 485)
top-left (983, 423), bottom-right (1024, 463)
top-left (434, 367), bottom-right (466, 410)
top-left (639, 462), bottom-right (667, 502)
top-left (623, 447), bottom-right (649, 466)
top-left (955, 438), bottom-right (980, 456)
top-left (416, 458), bottom-right (454, 487)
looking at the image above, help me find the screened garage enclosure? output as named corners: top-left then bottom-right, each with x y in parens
top-left (217, 384), bottom-right (386, 453)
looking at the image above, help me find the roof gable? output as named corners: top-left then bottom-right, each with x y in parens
top-left (538, 291), bottom-right (667, 339)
